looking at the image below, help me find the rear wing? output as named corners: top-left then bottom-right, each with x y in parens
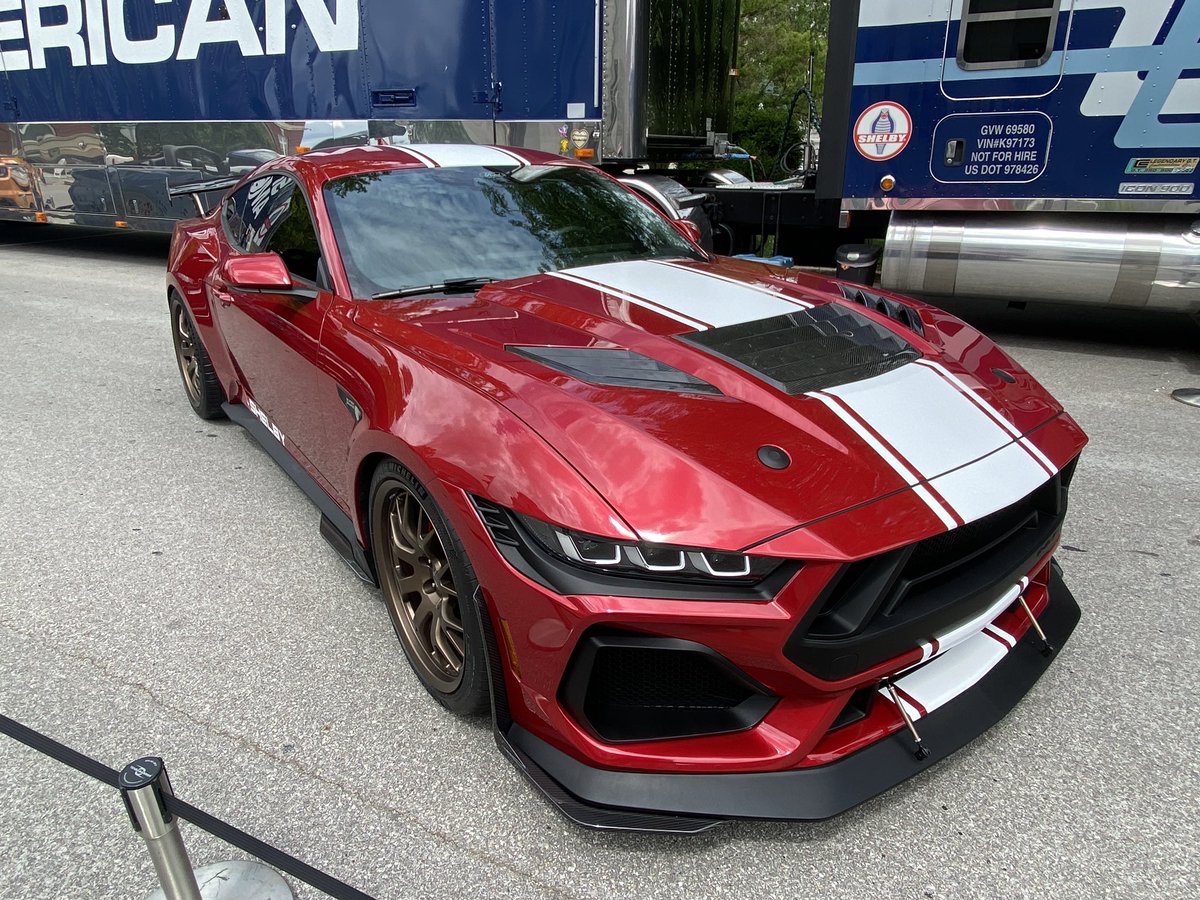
top-left (166, 176), bottom-right (243, 215)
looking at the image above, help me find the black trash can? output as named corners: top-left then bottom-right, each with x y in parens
top-left (835, 244), bottom-right (881, 286)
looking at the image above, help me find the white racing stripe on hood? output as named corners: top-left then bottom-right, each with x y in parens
top-left (658, 262), bottom-right (815, 310)
top-left (926, 442), bottom-right (1053, 525)
top-left (914, 358), bottom-right (1058, 476)
top-left (807, 391), bottom-right (959, 530)
top-left (558, 260), bottom-right (812, 329)
top-left (548, 271), bottom-right (710, 329)
top-left (812, 362), bottom-right (1055, 528)
top-left (822, 363), bottom-right (1014, 480)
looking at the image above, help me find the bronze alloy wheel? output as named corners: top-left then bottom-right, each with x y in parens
top-left (378, 482), bottom-right (467, 692)
top-left (172, 302), bottom-right (203, 406)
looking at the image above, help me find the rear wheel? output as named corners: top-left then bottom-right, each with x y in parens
top-left (369, 461), bottom-right (489, 716)
top-left (169, 293), bottom-right (225, 420)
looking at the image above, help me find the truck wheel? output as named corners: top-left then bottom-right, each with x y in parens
top-left (369, 461), bottom-right (489, 716)
top-left (169, 293), bottom-right (226, 420)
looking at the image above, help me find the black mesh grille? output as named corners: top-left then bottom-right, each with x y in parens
top-left (589, 647), bottom-right (753, 710)
top-left (561, 633), bottom-right (777, 743)
top-left (677, 304), bottom-right (919, 395)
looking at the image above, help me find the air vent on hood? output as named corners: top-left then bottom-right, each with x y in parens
top-left (676, 304), bottom-right (919, 395)
top-left (838, 284), bottom-right (925, 336)
top-left (509, 346), bottom-right (722, 395)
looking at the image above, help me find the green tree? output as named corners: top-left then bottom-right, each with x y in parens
top-left (731, 0), bottom-right (830, 179)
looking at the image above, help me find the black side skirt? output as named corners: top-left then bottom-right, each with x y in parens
top-left (475, 569), bottom-right (1080, 831)
top-left (222, 402), bottom-right (377, 587)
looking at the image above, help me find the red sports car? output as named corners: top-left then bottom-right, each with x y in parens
top-left (167, 145), bottom-right (1086, 832)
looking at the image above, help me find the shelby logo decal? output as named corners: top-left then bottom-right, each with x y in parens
top-left (1118, 182), bottom-right (1194, 195)
top-left (245, 396), bottom-right (286, 447)
top-left (854, 101), bottom-right (913, 162)
top-left (0, 0), bottom-right (359, 71)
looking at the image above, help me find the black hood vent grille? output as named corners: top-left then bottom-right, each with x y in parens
top-left (676, 303), bottom-right (919, 395)
top-left (838, 284), bottom-right (926, 336)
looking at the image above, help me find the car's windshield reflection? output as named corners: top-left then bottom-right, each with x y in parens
top-left (323, 165), bottom-right (704, 299)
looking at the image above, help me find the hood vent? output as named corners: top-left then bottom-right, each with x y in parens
top-left (510, 345), bottom-right (722, 395)
top-left (838, 284), bottom-right (925, 336)
top-left (677, 304), bottom-right (919, 395)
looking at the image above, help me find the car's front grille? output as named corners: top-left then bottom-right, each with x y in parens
top-left (785, 458), bottom-right (1077, 681)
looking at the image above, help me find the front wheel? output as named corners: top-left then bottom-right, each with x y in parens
top-left (369, 461), bottom-right (489, 716)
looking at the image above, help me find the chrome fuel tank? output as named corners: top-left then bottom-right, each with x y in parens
top-left (883, 213), bottom-right (1200, 313)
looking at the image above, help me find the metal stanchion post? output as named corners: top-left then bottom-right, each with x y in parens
top-left (119, 756), bottom-right (295, 900)
top-left (120, 757), bottom-right (203, 900)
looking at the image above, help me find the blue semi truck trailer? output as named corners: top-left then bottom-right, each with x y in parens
top-left (1, 0), bottom-right (1197, 311)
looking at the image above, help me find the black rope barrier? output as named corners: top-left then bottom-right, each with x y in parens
top-left (0, 713), bottom-right (376, 900)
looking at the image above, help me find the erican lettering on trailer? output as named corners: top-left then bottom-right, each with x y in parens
top-left (0, 0), bottom-right (359, 71)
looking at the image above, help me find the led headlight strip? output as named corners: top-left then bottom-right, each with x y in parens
top-left (473, 496), bottom-right (779, 585)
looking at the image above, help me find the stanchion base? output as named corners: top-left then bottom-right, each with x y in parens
top-left (146, 861), bottom-right (293, 900)
top-left (1171, 388), bottom-right (1200, 407)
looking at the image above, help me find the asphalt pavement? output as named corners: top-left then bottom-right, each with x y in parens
top-left (0, 222), bottom-right (1197, 899)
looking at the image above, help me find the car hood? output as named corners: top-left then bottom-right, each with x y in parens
top-left (356, 257), bottom-right (1081, 556)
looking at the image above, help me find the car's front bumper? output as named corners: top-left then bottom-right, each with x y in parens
top-left (478, 567), bottom-right (1080, 833)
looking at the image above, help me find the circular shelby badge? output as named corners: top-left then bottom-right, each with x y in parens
top-left (854, 102), bottom-right (913, 162)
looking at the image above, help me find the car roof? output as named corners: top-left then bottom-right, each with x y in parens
top-left (279, 143), bottom-right (587, 184)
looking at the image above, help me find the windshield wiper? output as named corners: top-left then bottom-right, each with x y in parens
top-left (372, 276), bottom-right (499, 300)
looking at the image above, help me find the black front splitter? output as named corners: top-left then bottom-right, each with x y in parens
top-left (476, 569), bottom-right (1080, 833)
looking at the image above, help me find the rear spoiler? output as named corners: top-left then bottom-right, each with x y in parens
top-left (166, 176), bottom-right (243, 215)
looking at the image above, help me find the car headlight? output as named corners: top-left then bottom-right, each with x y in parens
top-left (472, 497), bottom-right (791, 597)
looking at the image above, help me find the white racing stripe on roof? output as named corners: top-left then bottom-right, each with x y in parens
top-left (547, 271), bottom-right (709, 330)
top-left (402, 144), bottom-right (525, 168)
top-left (926, 442), bottom-right (1052, 525)
top-left (490, 146), bottom-right (532, 166)
top-left (396, 146), bottom-right (437, 167)
top-left (822, 363), bottom-right (1013, 482)
top-left (914, 358), bottom-right (1058, 476)
top-left (559, 260), bottom-right (811, 329)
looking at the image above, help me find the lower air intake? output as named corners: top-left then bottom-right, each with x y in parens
top-left (560, 632), bottom-right (777, 743)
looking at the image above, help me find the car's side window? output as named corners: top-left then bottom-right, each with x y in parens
top-left (244, 177), bottom-right (324, 286)
top-left (221, 181), bottom-right (254, 251)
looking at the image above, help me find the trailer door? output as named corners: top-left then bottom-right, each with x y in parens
top-left (490, 0), bottom-right (602, 148)
top-left (940, 0), bottom-right (1069, 100)
top-left (363, 0), bottom-right (498, 124)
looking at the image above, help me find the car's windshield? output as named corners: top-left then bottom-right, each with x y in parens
top-left (323, 164), bottom-right (705, 298)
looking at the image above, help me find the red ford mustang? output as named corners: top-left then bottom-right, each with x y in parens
top-left (167, 145), bottom-right (1086, 832)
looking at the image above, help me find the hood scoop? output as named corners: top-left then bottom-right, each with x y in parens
top-left (677, 303), bottom-right (919, 395)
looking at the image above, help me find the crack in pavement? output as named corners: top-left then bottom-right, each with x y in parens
top-left (0, 617), bottom-right (580, 900)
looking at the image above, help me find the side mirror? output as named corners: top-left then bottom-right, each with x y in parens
top-left (221, 253), bottom-right (294, 291)
top-left (674, 219), bottom-right (703, 245)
